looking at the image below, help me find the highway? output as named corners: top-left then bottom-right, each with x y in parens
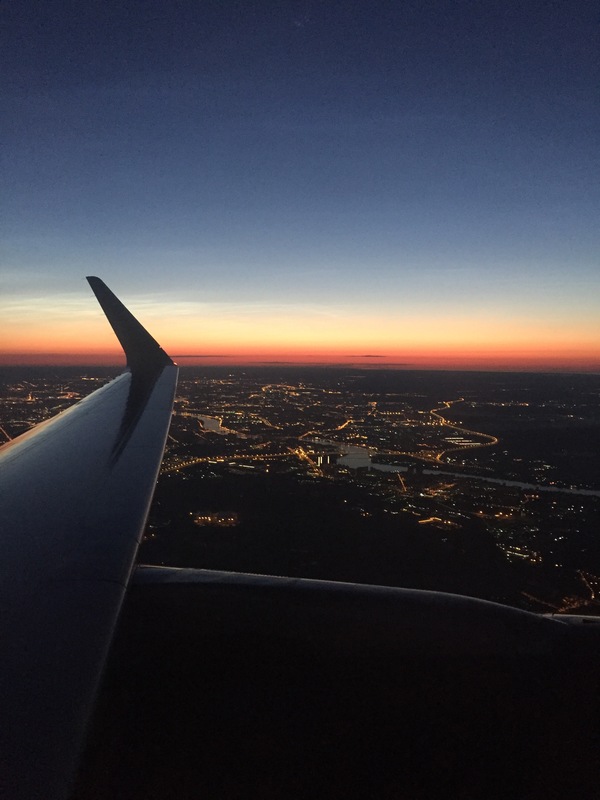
top-left (429, 398), bottom-right (498, 462)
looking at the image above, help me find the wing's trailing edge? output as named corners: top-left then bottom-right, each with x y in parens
top-left (0, 280), bottom-right (178, 800)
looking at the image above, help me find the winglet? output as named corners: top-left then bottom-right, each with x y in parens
top-left (87, 277), bottom-right (174, 374)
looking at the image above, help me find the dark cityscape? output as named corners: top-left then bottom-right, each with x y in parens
top-left (3, 365), bottom-right (599, 614)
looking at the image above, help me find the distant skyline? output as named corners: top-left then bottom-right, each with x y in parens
top-left (2, 1), bottom-right (599, 371)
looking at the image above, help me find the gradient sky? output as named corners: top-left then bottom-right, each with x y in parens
top-left (2, 1), bottom-right (599, 369)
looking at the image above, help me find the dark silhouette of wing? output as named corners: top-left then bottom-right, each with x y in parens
top-left (77, 568), bottom-right (600, 799)
top-left (0, 278), bottom-right (178, 800)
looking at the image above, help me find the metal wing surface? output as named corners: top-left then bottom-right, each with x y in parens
top-left (0, 278), bottom-right (178, 800)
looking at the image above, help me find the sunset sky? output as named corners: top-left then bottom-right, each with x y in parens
top-left (2, 1), bottom-right (598, 370)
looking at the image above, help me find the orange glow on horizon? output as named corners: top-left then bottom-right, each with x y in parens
top-left (1, 345), bottom-right (598, 372)
top-left (2, 300), bottom-right (599, 372)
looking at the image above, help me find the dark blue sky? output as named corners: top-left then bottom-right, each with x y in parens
top-left (2, 1), bottom-right (599, 366)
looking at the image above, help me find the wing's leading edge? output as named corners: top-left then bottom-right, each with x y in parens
top-left (0, 279), bottom-right (178, 799)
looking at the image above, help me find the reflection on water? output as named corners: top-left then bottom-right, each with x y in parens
top-left (198, 415), bottom-right (224, 433)
top-left (310, 438), bottom-right (406, 473)
top-left (198, 415), bottom-right (246, 439)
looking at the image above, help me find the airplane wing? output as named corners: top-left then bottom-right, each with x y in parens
top-left (0, 278), bottom-right (178, 800)
top-left (1, 279), bottom-right (599, 799)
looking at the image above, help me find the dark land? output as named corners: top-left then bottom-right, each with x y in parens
top-left (2, 366), bottom-right (599, 614)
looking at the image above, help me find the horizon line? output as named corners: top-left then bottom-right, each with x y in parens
top-left (0, 360), bottom-right (598, 376)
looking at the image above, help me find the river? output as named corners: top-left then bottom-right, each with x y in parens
top-left (307, 438), bottom-right (600, 497)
